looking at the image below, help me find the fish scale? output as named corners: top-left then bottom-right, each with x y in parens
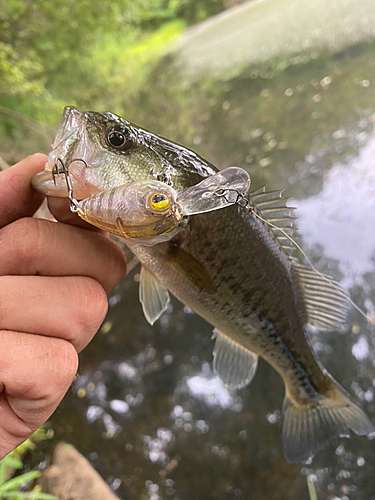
top-left (133, 205), bottom-right (324, 390)
top-left (32, 106), bottom-right (375, 464)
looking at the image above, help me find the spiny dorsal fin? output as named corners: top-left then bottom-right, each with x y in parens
top-left (139, 266), bottom-right (170, 325)
top-left (212, 329), bottom-right (258, 389)
top-left (293, 263), bottom-right (350, 331)
top-left (249, 187), bottom-right (296, 255)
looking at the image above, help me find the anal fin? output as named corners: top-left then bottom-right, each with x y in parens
top-left (139, 266), bottom-right (170, 325)
top-left (212, 329), bottom-right (258, 389)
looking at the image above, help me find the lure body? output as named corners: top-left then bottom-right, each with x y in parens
top-left (76, 168), bottom-right (250, 245)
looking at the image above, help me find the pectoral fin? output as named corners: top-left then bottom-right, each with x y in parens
top-left (212, 329), bottom-right (258, 389)
top-left (168, 243), bottom-right (216, 294)
top-left (139, 266), bottom-right (170, 325)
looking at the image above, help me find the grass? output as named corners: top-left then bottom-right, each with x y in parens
top-left (307, 477), bottom-right (318, 500)
top-left (0, 429), bottom-right (56, 500)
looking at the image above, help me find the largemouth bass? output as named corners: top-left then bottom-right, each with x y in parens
top-left (32, 106), bottom-right (374, 463)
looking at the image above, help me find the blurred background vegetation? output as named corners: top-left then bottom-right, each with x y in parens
top-left (0, 0), bottom-right (235, 165)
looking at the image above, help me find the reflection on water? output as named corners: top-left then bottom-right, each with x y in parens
top-left (44, 3), bottom-right (375, 500)
top-left (186, 365), bottom-right (236, 409)
top-left (297, 134), bottom-right (375, 279)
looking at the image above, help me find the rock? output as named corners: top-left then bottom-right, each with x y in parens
top-left (41, 443), bottom-right (119, 500)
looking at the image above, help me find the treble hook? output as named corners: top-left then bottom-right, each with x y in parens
top-left (63, 167), bottom-right (79, 213)
top-left (52, 157), bottom-right (66, 186)
top-left (52, 157), bottom-right (79, 212)
top-left (215, 188), bottom-right (253, 211)
top-left (65, 159), bottom-right (88, 212)
top-left (70, 158), bottom-right (88, 169)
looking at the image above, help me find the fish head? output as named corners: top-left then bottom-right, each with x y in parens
top-left (32, 106), bottom-right (218, 199)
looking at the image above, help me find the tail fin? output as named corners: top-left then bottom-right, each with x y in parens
top-left (282, 380), bottom-right (375, 464)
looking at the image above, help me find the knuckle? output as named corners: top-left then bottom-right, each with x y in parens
top-left (20, 340), bottom-right (78, 421)
top-left (0, 276), bottom-right (11, 323)
top-left (1, 336), bottom-right (78, 428)
top-left (48, 339), bottom-right (78, 391)
top-left (104, 239), bottom-right (127, 288)
top-left (23, 339), bottom-right (78, 397)
top-left (1, 218), bottom-right (44, 269)
top-left (73, 277), bottom-right (108, 335)
top-left (85, 278), bottom-right (109, 329)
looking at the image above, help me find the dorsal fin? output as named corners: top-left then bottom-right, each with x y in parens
top-left (249, 187), bottom-right (296, 256)
top-left (212, 329), bottom-right (259, 389)
top-left (249, 188), bottom-right (350, 330)
top-left (293, 263), bottom-right (350, 330)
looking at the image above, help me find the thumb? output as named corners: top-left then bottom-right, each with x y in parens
top-left (0, 154), bottom-right (46, 229)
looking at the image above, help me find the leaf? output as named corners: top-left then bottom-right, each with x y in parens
top-left (0, 493), bottom-right (56, 500)
top-left (307, 478), bottom-right (318, 500)
top-left (0, 471), bottom-right (41, 493)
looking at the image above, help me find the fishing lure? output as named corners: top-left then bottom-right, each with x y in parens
top-left (57, 160), bottom-right (251, 245)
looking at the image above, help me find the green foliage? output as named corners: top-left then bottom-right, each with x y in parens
top-left (0, 43), bottom-right (43, 97)
top-left (89, 20), bottom-right (185, 112)
top-left (1, 0), bottom-right (228, 163)
top-left (0, 11), bottom-right (185, 162)
top-left (307, 478), bottom-right (318, 500)
top-left (0, 429), bottom-right (56, 500)
top-left (132, 0), bottom-right (226, 26)
top-left (170, 0), bottom-right (226, 24)
top-left (0, 0), bottom-right (225, 121)
top-left (1, 0), bottom-right (135, 117)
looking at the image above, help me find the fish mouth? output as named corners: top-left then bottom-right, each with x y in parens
top-left (32, 107), bottom-right (101, 199)
top-left (32, 157), bottom-right (100, 199)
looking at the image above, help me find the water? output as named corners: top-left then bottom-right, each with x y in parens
top-left (36, 1), bottom-right (375, 498)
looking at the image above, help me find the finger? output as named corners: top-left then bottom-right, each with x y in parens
top-left (0, 275), bottom-right (108, 352)
top-left (0, 330), bottom-right (78, 459)
top-left (0, 218), bottom-right (127, 293)
top-left (0, 154), bottom-right (46, 229)
top-left (47, 196), bottom-right (104, 231)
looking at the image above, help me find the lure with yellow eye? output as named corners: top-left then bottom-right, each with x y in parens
top-left (149, 193), bottom-right (171, 211)
top-left (74, 168), bottom-right (249, 241)
top-left (75, 181), bottom-right (185, 242)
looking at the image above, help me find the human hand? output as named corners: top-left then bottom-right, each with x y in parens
top-left (0, 154), bottom-right (127, 459)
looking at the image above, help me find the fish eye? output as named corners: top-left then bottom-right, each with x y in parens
top-left (149, 193), bottom-right (171, 211)
top-left (106, 129), bottom-right (132, 151)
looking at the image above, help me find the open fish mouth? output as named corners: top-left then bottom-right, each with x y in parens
top-left (32, 156), bottom-right (100, 199)
top-left (32, 107), bottom-right (101, 199)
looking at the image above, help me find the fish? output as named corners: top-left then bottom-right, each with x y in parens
top-left (32, 106), bottom-right (375, 463)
